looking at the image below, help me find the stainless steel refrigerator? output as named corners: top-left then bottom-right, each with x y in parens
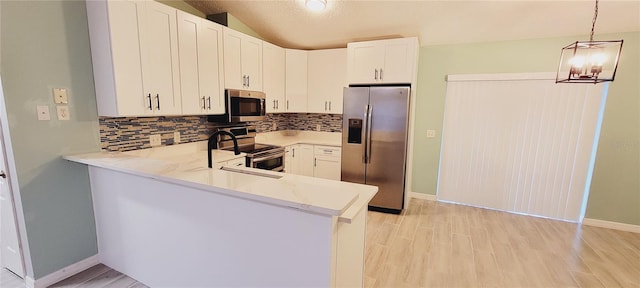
top-left (341, 86), bottom-right (410, 213)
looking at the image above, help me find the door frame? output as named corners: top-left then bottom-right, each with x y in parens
top-left (0, 74), bottom-right (31, 279)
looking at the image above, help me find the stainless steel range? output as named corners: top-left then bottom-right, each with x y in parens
top-left (215, 126), bottom-right (285, 172)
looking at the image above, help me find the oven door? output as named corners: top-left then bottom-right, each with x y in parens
top-left (250, 151), bottom-right (284, 172)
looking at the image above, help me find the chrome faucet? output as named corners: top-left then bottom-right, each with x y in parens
top-left (208, 131), bottom-right (240, 168)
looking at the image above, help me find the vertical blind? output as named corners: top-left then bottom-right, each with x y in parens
top-left (438, 73), bottom-right (607, 222)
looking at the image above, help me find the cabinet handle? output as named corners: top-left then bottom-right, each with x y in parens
top-left (287, 100), bottom-right (289, 110)
top-left (156, 94), bottom-right (160, 110)
top-left (273, 100), bottom-right (276, 109)
top-left (276, 100), bottom-right (279, 109)
top-left (147, 93), bottom-right (153, 110)
top-left (324, 101), bottom-right (327, 111)
top-left (242, 75), bottom-right (247, 87)
top-left (329, 101), bottom-right (331, 111)
top-left (207, 96), bottom-right (211, 109)
top-left (374, 69), bottom-right (378, 80)
top-left (293, 148), bottom-right (295, 157)
top-left (202, 96), bottom-right (206, 109)
top-left (380, 68), bottom-right (383, 80)
top-left (314, 157), bottom-right (317, 167)
top-left (247, 75), bottom-right (250, 87)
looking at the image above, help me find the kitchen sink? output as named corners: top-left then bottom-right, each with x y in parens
top-left (220, 166), bottom-right (283, 179)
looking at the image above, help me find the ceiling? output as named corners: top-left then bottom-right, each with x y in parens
top-left (185, 0), bottom-right (640, 50)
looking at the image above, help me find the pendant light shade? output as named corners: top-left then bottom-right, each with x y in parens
top-left (556, 40), bottom-right (623, 83)
top-left (556, 0), bottom-right (623, 84)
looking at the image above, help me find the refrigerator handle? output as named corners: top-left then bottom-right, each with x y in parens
top-left (363, 105), bottom-right (369, 164)
top-left (366, 104), bottom-right (373, 163)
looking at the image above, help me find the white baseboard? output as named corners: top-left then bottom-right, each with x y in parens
top-left (409, 192), bottom-right (437, 201)
top-left (582, 218), bottom-right (640, 233)
top-left (25, 255), bottom-right (100, 288)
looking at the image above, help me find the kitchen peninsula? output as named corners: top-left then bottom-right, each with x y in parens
top-left (64, 141), bottom-right (376, 287)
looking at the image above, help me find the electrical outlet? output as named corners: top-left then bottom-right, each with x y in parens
top-left (173, 131), bottom-right (181, 144)
top-left (316, 124), bottom-right (321, 131)
top-left (150, 135), bottom-right (161, 146)
top-left (272, 122), bottom-right (277, 130)
top-left (56, 106), bottom-right (70, 120)
top-left (427, 130), bottom-right (436, 138)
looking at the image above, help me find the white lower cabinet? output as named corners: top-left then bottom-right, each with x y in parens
top-left (285, 144), bottom-right (341, 180)
top-left (286, 144), bottom-right (314, 176)
top-left (313, 145), bottom-right (342, 181)
top-left (284, 145), bottom-right (298, 174)
top-left (297, 144), bottom-right (314, 177)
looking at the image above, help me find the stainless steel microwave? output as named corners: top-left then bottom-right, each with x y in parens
top-left (209, 89), bottom-right (266, 123)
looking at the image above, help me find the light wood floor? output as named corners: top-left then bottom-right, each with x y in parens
top-left (2, 198), bottom-right (639, 287)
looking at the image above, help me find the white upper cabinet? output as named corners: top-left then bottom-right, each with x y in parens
top-left (223, 27), bottom-right (263, 91)
top-left (347, 37), bottom-right (418, 85)
top-left (262, 42), bottom-right (286, 113)
top-left (86, 0), bottom-right (181, 116)
top-left (177, 11), bottom-right (225, 115)
top-left (138, 1), bottom-right (181, 115)
top-left (307, 49), bottom-right (346, 114)
top-left (285, 49), bottom-right (308, 113)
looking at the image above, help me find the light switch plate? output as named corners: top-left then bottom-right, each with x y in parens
top-left (56, 106), bottom-right (70, 120)
top-left (316, 124), bottom-right (321, 131)
top-left (427, 130), bottom-right (436, 138)
top-left (53, 88), bottom-right (68, 104)
top-left (36, 105), bottom-right (50, 121)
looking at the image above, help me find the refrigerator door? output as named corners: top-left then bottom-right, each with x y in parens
top-left (366, 86), bottom-right (410, 210)
top-left (341, 87), bottom-right (370, 184)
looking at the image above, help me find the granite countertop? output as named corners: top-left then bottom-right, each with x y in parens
top-left (64, 141), bottom-right (376, 220)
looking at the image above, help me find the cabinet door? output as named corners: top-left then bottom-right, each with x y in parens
top-left (314, 156), bottom-right (341, 181)
top-left (381, 42), bottom-right (414, 83)
top-left (297, 144), bottom-right (314, 177)
top-left (198, 20), bottom-right (225, 114)
top-left (308, 49), bottom-right (346, 114)
top-left (241, 36), bottom-right (263, 91)
top-left (285, 49), bottom-right (308, 113)
top-left (223, 28), bottom-right (243, 90)
top-left (139, 1), bottom-right (181, 115)
top-left (103, 0), bottom-right (145, 116)
top-left (284, 145), bottom-right (298, 174)
top-left (347, 43), bottom-right (384, 84)
top-left (263, 42), bottom-right (286, 113)
top-left (177, 11), bottom-right (204, 115)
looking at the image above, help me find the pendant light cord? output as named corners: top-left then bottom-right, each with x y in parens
top-left (590, 0), bottom-right (599, 41)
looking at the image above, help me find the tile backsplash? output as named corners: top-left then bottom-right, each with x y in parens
top-left (100, 113), bottom-right (342, 152)
top-left (249, 113), bottom-right (342, 133)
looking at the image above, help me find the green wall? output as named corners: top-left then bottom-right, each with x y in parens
top-left (0, 0), bottom-right (101, 279)
top-left (412, 31), bottom-right (640, 225)
top-left (159, 0), bottom-right (264, 40)
top-left (158, 0), bottom-right (205, 18)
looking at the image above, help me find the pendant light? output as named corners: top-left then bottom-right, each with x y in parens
top-left (305, 0), bottom-right (327, 11)
top-left (556, 0), bottom-right (623, 84)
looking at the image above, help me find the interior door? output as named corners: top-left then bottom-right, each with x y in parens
top-left (341, 87), bottom-right (369, 184)
top-left (366, 87), bottom-right (410, 210)
top-left (0, 121), bottom-right (24, 277)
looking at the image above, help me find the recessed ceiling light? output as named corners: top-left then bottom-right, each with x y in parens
top-left (305, 0), bottom-right (326, 11)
